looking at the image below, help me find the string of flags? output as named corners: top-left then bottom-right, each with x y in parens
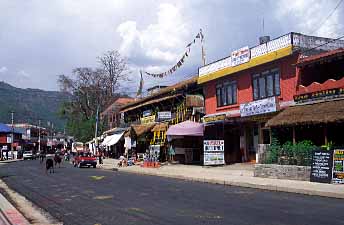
top-left (145, 29), bottom-right (204, 78)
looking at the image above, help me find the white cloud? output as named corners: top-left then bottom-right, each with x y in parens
top-left (18, 70), bottom-right (30, 78)
top-left (117, 3), bottom-right (189, 64)
top-left (0, 66), bottom-right (8, 73)
top-left (275, 0), bottom-right (343, 37)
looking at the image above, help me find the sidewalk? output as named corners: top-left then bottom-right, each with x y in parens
top-left (0, 193), bottom-right (30, 225)
top-left (102, 158), bottom-right (344, 199)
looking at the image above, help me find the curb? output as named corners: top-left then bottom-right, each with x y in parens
top-left (0, 160), bottom-right (23, 164)
top-left (104, 166), bottom-right (344, 199)
top-left (0, 193), bottom-right (30, 225)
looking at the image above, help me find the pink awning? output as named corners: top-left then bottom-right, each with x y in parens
top-left (166, 120), bottom-right (204, 136)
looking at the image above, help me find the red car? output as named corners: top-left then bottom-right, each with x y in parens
top-left (73, 152), bottom-right (97, 168)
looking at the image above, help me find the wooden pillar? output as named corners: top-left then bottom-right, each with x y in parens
top-left (292, 126), bottom-right (296, 144)
top-left (324, 126), bottom-right (328, 145)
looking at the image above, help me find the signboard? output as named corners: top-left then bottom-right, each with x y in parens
top-left (158, 111), bottom-right (171, 120)
top-left (294, 88), bottom-right (344, 104)
top-left (141, 115), bottom-right (156, 124)
top-left (231, 46), bottom-right (250, 67)
top-left (142, 110), bottom-right (152, 117)
top-left (203, 140), bottom-right (225, 165)
top-left (310, 150), bottom-right (333, 183)
top-left (240, 97), bottom-right (277, 117)
top-left (333, 149), bottom-right (344, 184)
top-left (203, 114), bottom-right (226, 123)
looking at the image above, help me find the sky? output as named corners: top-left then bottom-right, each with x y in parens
top-left (0, 0), bottom-right (343, 95)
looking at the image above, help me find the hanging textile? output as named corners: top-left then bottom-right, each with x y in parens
top-left (145, 29), bottom-right (204, 78)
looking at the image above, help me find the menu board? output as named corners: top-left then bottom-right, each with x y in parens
top-left (310, 150), bottom-right (333, 183)
top-left (332, 149), bottom-right (344, 184)
top-left (203, 140), bottom-right (225, 165)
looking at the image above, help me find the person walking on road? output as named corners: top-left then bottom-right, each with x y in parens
top-left (98, 152), bottom-right (103, 168)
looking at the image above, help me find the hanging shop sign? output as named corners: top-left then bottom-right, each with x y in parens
top-left (142, 110), bottom-right (152, 117)
top-left (332, 149), bottom-right (344, 184)
top-left (310, 150), bottom-right (333, 184)
top-left (240, 97), bottom-right (277, 117)
top-left (231, 46), bottom-right (250, 67)
top-left (158, 111), bottom-right (172, 120)
top-left (203, 140), bottom-right (225, 166)
top-left (294, 88), bottom-right (344, 104)
top-left (203, 114), bottom-right (226, 123)
top-left (141, 115), bottom-right (156, 124)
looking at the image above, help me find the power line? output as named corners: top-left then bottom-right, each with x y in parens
top-left (311, 0), bottom-right (343, 34)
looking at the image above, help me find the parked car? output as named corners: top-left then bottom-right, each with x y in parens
top-left (23, 151), bottom-right (35, 160)
top-left (72, 152), bottom-right (97, 168)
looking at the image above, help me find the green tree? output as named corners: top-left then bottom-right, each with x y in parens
top-left (58, 51), bottom-right (129, 142)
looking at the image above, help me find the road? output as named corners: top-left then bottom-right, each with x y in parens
top-left (0, 160), bottom-right (343, 225)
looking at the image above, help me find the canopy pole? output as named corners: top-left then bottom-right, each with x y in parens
top-left (292, 127), bottom-right (296, 145)
top-left (324, 126), bottom-right (328, 145)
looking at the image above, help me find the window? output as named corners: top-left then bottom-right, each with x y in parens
top-left (216, 80), bottom-right (237, 107)
top-left (252, 69), bottom-right (280, 100)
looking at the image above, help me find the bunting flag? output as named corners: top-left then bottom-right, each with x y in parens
top-left (144, 29), bottom-right (204, 78)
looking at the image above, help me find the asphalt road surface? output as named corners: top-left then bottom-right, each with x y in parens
top-left (0, 160), bottom-right (343, 225)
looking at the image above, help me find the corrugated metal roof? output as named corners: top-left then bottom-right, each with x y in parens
top-left (0, 123), bottom-right (11, 133)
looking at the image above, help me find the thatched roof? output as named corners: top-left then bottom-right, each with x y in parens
top-left (131, 124), bottom-right (156, 137)
top-left (120, 76), bottom-right (198, 112)
top-left (266, 99), bottom-right (344, 127)
top-left (151, 123), bottom-right (168, 132)
top-left (121, 94), bottom-right (181, 113)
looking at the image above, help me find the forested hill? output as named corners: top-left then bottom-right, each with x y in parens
top-left (0, 81), bottom-right (70, 130)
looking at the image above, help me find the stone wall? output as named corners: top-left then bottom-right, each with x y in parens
top-left (254, 164), bottom-right (311, 181)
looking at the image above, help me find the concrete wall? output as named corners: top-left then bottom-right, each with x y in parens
top-left (203, 54), bottom-right (299, 115)
top-left (254, 164), bottom-right (311, 181)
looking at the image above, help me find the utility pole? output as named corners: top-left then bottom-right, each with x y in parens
top-left (38, 119), bottom-right (41, 153)
top-left (94, 104), bottom-right (100, 155)
top-left (10, 111), bottom-right (14, 159)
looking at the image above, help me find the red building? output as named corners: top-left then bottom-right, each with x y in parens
top-left (266, 48), bottom-right (344, 148)
top-left (198, 32), bottom-right (344, 165)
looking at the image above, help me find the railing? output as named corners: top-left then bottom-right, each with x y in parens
top-left (199, 32), bottom-right (344, 77)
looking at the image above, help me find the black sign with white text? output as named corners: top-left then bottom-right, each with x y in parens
top-left (310, 150), bottom-right (333, 183)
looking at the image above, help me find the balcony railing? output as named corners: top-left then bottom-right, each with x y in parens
top-left (199, 32), bottom-right (344, 78)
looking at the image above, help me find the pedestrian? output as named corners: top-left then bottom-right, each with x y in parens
top-left (98, 152), bottom-right (103, 167)
top-left (168, 143), bottom-right (175, 162)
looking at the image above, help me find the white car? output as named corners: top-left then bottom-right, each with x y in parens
top-left (23, 151), bottom-right (34, 160)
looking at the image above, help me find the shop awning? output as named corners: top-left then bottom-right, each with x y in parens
top-left (266, 99), bottom-right (344, 127)
top-left (166, 120), bottom-right (204, 136)
top-left (103, 132), bottom-right (125, 146)
top-left (151, 123), bottom-right (168, 132)
top-left (131, 124), bottom-right (156, 137)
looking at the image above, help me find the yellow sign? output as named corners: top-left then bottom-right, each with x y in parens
top-left (141, 115), bottom-right (156, 124)
top-left (203, 114), bottom-right (226, 123)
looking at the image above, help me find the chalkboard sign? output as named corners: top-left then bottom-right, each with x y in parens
top-left (310, 150), bottom-right (333, 183)
top-left (332, 149), bottom-right (344, 184)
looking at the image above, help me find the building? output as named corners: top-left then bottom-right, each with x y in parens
top-left (0, 123), bottom-right (22, 159)
top-left (117, 76), bottom-right (204, 163)
top-left (266, 48), bottom-right (344, 148)
top-left (198, 32), bottom-right (344, 165)
top-left (11, 123), bottom-right (48, 152)
top-left (101, 97), bottom-right (134, 130)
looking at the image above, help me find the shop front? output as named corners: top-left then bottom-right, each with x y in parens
top-left (203, 97), bottom-right (276, 165)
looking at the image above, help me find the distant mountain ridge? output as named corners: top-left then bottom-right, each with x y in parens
top-left (0, 81), bottom-right (70, 131)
